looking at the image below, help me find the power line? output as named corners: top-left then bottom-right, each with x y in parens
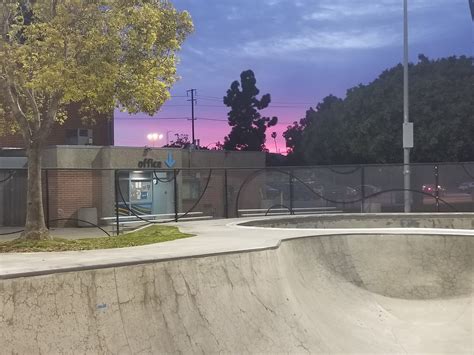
top-left (195, 117), bottom-right (227, 122)
top-left (193, 104), bottom-right (310, 109)
top-left (273, 101), bottom-right (315, 105)
top-left (197, 97), bottom-right (222, 102)
top-left (197, 94), bottom-right (314, 106)
top-left (199, 98), bottom-right (314, 106)
top-left (198, 95), bottom-right (222, 100)
top-left (117, 115), bottom-right (300, 125)
top-left (118, 115), bottom-right (193, 121)
top-left (171, 92), bottom-right (315, 107)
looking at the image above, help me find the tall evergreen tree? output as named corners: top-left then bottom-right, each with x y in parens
top-left (223, 70), bottom-right (277, 151)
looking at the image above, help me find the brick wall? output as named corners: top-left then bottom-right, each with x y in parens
top-left (0, 135), bottom-right (25, 148)
top-left (0, 106), bottom-right (113, 148)
top-left (46, 170), bottom-right (103, 227)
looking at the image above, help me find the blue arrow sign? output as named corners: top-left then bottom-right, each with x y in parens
top-left (165, 152), bottom-right (176, 168)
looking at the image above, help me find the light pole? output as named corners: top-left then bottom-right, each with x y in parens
top-left (147, 133), bottom-right (163, 147)
top-left (166, 130), bottom-right (174, 145)
top-left (403, 0), bottom-right (413, 213)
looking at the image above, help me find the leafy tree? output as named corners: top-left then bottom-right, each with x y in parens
top-left (223, 70), bottom-right (278, 151)
top-left (283, 95), bottom-right (343, 164)
top-left (0, 0), bottom-right (193, 239)
top-left (284, 55), bottom-right (474, 165)
top-left (163, 133), bottom-right (191, 148)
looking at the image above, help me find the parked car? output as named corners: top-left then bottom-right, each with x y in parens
top-left (421, 184), bottom-right (446, 196)
top-left (264, 181), bottom-right (323, 201)
top-left (319, 184), bottom-right (358, 202)
top-left (265, 180), bottom-right (357, 202)
top-left (352, 184), bottom-right (382, 197)
top-left (458, 181), bottom-right (474, 193)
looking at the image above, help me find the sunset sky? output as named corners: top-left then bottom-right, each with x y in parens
top-left (114, 0), bottom-right (473, 152)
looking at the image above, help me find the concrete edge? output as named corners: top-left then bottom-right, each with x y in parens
top-left (232, 213), bottom-right (474, 230)
top-left (2, 228), bottom-right (473, 280)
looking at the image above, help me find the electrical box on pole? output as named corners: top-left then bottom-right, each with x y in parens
top-left (403, 122), bottom-right (414, 149)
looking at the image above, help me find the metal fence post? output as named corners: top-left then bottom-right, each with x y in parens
top-left (289, 169), bottom-right (294, 215)
top-left (114, 170), bottom-right (120, 236)
top-left (434, 165), bottom-right (440, 212)
top-left (174, 169), bottom-right (178, 222)
top-left (45, 169), bottom-right (50, 229)
top-left (360, 166), bottom-right (366, 213)
top-left (224, 169), bottom-right (229, 218)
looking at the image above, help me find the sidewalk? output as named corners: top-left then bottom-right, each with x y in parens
top-left (0, 226), bottom-right (110, 242)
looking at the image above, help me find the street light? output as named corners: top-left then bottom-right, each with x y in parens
top-left (147, 133), bottom-right (163, 147)
top-left (403, 0), bottom-right (413, 213)
top-left (166, 130), bottom-right (175, 145)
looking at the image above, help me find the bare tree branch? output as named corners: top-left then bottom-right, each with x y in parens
top-left (1, 52), bottom-right (36, 142)
top-left (24, 87), bottom-right (41, 126)
top-left (3, 81), bottom-right (32, 144)
top-left (51, 0), bottom-right (58, 17)
top-left (0, 3), bottom-right (12, 41)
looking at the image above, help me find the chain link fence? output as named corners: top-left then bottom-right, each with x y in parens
top-left (1, 162), bottom-right (473, 236)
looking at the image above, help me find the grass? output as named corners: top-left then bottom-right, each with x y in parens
top-left (0, 225), bottom-right (193, 253)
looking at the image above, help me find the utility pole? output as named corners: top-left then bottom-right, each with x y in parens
top-left (187, 89), bottom-right (197, 147)
top-left (403, 0), bottom-right (413, 213)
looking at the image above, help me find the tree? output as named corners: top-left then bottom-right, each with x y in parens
top-left (284, 95), bottom-right (343, 164)
top-left (270, 131), bottom-right (277, 152)
top-left (0, 0), bottom-right (193, 240)
top-left (284, 55), bottom-right (474, 165)
top-left (163, 133), bottom-right (191, 148)
top-left (223, 70), bottom-right (278, 151)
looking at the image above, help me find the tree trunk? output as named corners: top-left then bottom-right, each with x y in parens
top-left (21, 144), bottom-right (50, 240)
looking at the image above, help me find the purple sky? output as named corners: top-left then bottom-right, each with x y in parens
top-left (115, 0), bottom-right (473, 152)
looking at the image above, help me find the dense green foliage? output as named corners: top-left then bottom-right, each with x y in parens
top-left (223, 70), bottom-right (278, 151)
top-left (284, 55), bottom-right (473, 165)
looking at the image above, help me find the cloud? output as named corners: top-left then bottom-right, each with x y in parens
top-left (176, 0), bottom-right (470, 61)
top-left (241, 27), bottom-right (400, 56)
top-left (302, 2), bottom-right (400, 22)
top-left (301, 0), bottom-right (467, 23)
top-left (229, 0), bottom-right (468, 58)
top-left (264, 0), bottom-right (283, 6)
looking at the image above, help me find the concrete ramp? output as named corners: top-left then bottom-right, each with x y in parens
top-left (1, 234), bottom-right (472, 354)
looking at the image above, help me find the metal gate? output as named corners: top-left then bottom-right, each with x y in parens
top-left (0, 170), bottom-right (27, 226)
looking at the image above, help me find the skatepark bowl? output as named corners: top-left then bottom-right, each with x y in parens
top-left (0, 213), bottom-right (473, 354)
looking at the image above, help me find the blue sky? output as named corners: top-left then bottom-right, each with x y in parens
top-left (115, 0), bottom-right (473, 151)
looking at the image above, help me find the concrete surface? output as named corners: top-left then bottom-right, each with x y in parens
top-left (240, 212), bottom-right (474, 229)
top-left (0, 226), bottom-right (109, 242)
top-left (0, 215), bottom-right (473, 354)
